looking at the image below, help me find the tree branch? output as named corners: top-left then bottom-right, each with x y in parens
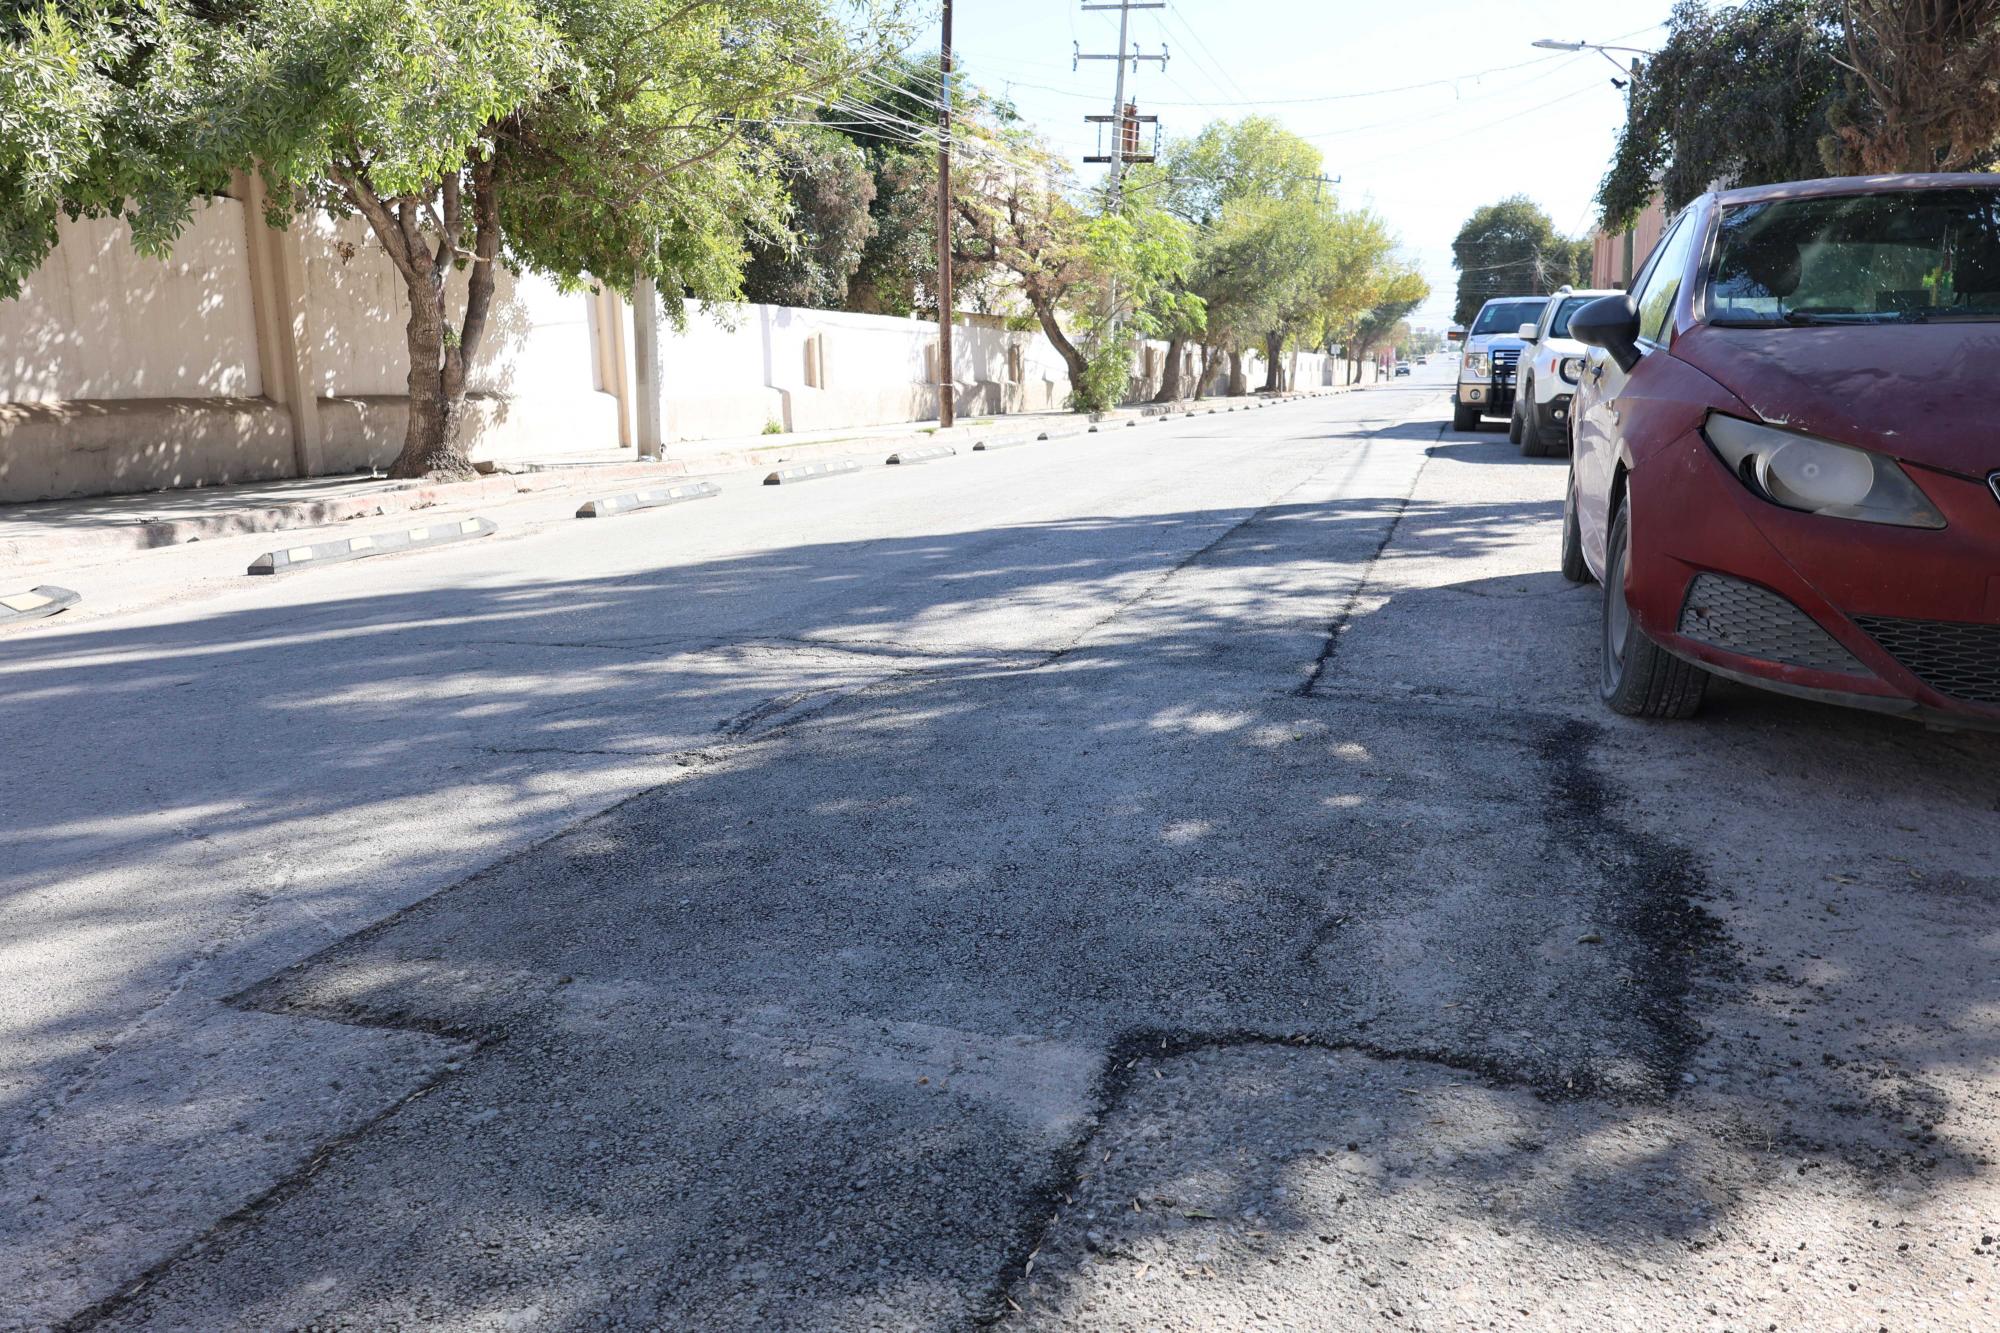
top-left (332, 162), bottom-right (422, 287)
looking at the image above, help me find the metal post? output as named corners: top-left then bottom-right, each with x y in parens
top-left (936, 0), bottom-right (955, 430)
top-left (633, 273), bottom-right (662, 460)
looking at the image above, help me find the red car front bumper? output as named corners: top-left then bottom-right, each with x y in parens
top-left (1624, 430), bottom-right (2000, 727)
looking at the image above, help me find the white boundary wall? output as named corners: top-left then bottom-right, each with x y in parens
top-left (0, 201), bottom-right (1368, 504)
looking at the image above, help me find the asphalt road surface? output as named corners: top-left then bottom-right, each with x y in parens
top-left (6, 367), bottom-right (1999, 1330)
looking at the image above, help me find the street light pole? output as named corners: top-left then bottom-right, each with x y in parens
top-left (1531, 39), bottom-right (1654, 289)
top-left (1622, 56), bottom-right (1640, 288)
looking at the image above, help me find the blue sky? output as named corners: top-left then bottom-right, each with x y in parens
top-left (944, 0), bottom-right (1682, 327)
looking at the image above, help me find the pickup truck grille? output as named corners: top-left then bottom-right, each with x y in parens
top-left (1491, 348), bottom-right (1520, 389)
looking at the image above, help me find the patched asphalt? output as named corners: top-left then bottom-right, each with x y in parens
top-left (29, 386), bottom-right (2000, 1330)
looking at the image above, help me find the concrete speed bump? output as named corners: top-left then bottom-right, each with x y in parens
top-left (885, 445), bottom-right (956, 465)
top-left (247, 517), bottom-right (496, 575)
top-left (0, 585), bottom-right (79, 625)
top-left (575, 481), bottom-right (720, 518)
top-left (763, 459), bottom-right (866, 486)
top-left (972, 436), bottom-right (1033, 452)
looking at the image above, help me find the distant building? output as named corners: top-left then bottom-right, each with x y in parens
top-left (1589, 196), bottom-right (1668, 290)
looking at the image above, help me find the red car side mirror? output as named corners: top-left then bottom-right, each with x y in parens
top-left (1570, 296), bottom-right (1642, 373)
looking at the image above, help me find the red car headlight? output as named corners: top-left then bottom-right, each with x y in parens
top-left (1701, 414), bottom-right (1946, 530)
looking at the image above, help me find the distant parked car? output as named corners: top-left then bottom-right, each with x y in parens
top-left (1565, 174), bottom-right (2000, 728)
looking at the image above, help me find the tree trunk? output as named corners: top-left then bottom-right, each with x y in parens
top-left (1262, 332), bottom-right (1284, 392)
top-left (334, 155), bottom-right (499, 481)
top-left (395, 275), bottom-right (457, 479)
top-left (1030, 296), bottom-right (1090, 406)
top-left (1227, 350), bottom-right (1247, 397)
top-left (1153, 336), bottom-right (1185, 403)
top-left (1192, 344), bottom-right (1213, 399)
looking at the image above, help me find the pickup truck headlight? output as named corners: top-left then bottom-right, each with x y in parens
top-left (1557, 356), bottom-right (1584, 385)
top-left (1702, 414), bottom-right (1945, 529)
top-left (1462, 352), bottom-right (1489, 379)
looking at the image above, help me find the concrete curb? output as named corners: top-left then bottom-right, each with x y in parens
top-left (885, 445), bottom-right (957, 465)
top-left (0, 585), bottom-right (79, 625)
top-left (247, 517), bottom-right (497, 575)
top-left (971, 436), bottom-right (1035, 452)
top-left (0, 474), bottom-right (525, 569)
top-left (764, 459), bottom-right (867, 486)
top-left (1, 382), bottom-right (1380, 567)
top-left (574, 481), bottom-right (721, 518)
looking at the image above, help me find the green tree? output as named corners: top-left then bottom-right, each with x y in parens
top-left (1451, 196), bottom-right (1584, 326)
top-left (787, 52), bottom-right (1028, 319)
top-left (1281, 204), bottom-right (1398, 390)
top-left (948, 121), bottom-right (1199, 413)
top-left (741, 126), bottom-right (877, 310)
top-left (1600, 0), bottom-right (1845, 229)
top-left (1193, 197), bottom-right (1292, 393)
top-left (950, 129), bottom-right (1100, 404)
top-left (1829, 1), bottom-right (2000, 173)
top-left (1068, 195), bottom-right (1201, 412)
top-left (1139, 116), bottom-right (1320, 399)
top-left (1345, 266), bottom-right (1429, 380)
top-left (2, 0), bottom-right (905, 478)
top-left (815, 52), bottom-right (948, 316)
top-left (1601, 0), bottom-right (2000, 228)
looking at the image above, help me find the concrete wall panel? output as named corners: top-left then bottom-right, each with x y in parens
top-left (0, 399), bottom-right (292, 503)
top-left (0, 201), bottom-right (261, 402)
top-left (300, 216), bottom-right (597, 401)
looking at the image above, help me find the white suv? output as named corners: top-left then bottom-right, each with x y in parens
top-left (1508, 286), bottom-right (1622, 457)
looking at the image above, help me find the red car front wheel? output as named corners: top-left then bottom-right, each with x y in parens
top-left (1600, 503), bottom-right (1708, 719)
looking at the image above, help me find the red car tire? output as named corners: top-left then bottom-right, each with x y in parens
top-left (1601, 503), bottom-right (1708, 719)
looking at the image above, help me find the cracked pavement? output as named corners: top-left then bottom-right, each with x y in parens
top-left (6, 373), bottom-right (1999, 1330)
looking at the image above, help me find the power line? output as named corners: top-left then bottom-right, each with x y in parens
top-left (1340, 79), bottom-right (1610, 172)
top-left (1287, 55), bottom-right (1584, 143)
top-left (1159, 3), bottom-right (1254, 106)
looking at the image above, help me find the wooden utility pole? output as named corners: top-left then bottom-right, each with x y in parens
top-left (936, 0), bottom-right (955, 429)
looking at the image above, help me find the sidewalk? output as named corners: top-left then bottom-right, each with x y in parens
top-left (0, 388), bottom-right (1350, 570)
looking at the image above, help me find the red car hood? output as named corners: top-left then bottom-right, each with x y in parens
top-left (1672, 323), bottom-right (2000, 477)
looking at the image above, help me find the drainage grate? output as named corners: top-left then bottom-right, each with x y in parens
top-left (1678, 574), bottom-right (1869, 675)
top-left (1854, 615), bottom-right (2000, 705)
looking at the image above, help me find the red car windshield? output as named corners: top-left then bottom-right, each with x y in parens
top-left (1705, 187), bottom-right (2000, 326)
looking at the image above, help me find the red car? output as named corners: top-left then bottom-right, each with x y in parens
top-left (1564, 175), bottom-right (2000, 728)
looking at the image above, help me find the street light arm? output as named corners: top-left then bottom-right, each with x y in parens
top-left (1591, 46), bottom-right (1634, 76)
top-left (1531, 38), bottom-right (1655, 77)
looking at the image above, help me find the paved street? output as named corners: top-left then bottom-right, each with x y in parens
top-left (6, 370), bottom-right (1999, 1330)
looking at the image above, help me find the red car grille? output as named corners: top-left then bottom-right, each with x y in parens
top-left (1678, 574), bottom-right (1868, 675)
top-left (1854, 616), bottom-right (2000, 706)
